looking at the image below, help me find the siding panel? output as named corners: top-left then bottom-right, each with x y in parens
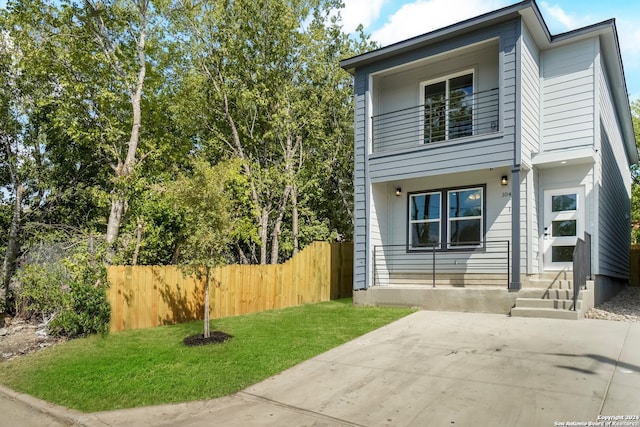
top-left (598, 64), bottom-right (632, 278)
top-left (541, 39), bottom-right (595, 153)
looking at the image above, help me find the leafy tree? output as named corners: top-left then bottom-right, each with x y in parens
top-left (167, 158), bottom-right (237, 338)
top-left (630, 99), bottom-right (640, 243)
top-left (171, 0), bottom-right (373, 264)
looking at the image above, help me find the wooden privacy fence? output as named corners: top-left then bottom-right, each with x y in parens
top-left (106, 241), bottom-right (353, 332)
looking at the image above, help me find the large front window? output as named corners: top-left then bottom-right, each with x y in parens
top-left (423, 72), bottom-right (474, 143)
top-left (409, 185), bottom-right (484, 250)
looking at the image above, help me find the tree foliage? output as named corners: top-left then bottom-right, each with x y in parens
top-left (166, 158), bottom-right (237, 338)
top-left (630, 99), bottom-right (640, 243)
top-left (0, 0), bottom-right (365, 316)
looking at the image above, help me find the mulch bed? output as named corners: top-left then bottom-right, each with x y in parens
top-left (183, 331), bottom-right (233, 347)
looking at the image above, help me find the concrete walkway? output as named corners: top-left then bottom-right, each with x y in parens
top-left (2, 311), bottom-right (639, 427)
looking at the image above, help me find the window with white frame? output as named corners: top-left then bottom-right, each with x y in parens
top-left (409, 186), bottom-right (484, 250)
top-left (422, 71), bottom-right (474, 143)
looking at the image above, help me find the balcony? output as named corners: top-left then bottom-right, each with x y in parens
top-left (371, 88), bottom-right (499, 153)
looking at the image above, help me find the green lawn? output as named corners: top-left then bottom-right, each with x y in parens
top-left (0, 299), bottom-right (414, 412)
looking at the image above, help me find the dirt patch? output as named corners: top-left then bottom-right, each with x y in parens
top-left (183, 331), bottom-right (233, 347)
top-left (0, 317), bottom-right (66, 362)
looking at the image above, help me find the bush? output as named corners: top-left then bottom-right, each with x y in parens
top-left (13, 241), bottom-right (110, 337)
top-left (48, 279), bottom-right (110, 337)
top-left (14, 264), bottom-right (66, 322)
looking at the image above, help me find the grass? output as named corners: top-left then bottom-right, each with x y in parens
top-left (0, 299), bottom-right (414, 412)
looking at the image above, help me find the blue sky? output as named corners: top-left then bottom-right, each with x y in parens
top-left (2, 0), bottom-right (639, 99)
top-left (340, 0), bottom-right (640, 100)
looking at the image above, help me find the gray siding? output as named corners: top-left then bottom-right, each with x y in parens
top-left (368, 21), bottom-right (518, 183)
top-left (541, 39), bottom-right (596, 152)
top-left (369, 136), bottom-right (512, 182)
top-left (351, 18), bottom-right (518, 289)
top-left (598, 65), bottom-right (632, 279)
top-left (353, 73), bottom-right (368, 290)
top-left (520, 23), bottom-right (540, 167)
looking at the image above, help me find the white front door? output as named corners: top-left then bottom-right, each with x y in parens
top-left (543, 187), bottom-right (584, 271)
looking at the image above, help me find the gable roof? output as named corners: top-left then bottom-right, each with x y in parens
top-left (340, 0), bottom-right (638, 165)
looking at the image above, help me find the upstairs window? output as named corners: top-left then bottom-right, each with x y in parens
top-left (423, 72), bottom-right (474, 143)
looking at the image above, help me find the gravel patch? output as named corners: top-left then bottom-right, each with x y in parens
top-left (585, 286), bottom-right (640, 322)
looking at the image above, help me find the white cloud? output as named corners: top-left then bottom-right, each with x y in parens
top-left (370, 0), bottom-right (507, 47)
top-left (616, 19), bottom-right (640, 100)
top-left (340, 0), bottom-right (388, 33)
top-left (539, 2), bottom-right (596, 33)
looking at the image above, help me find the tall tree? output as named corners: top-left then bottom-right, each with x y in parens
top-left (75, 0), bottom-right (151, 255)
top-left (172, 0), bottom-right (372, 264)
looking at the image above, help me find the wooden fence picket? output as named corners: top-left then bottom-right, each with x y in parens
top-left (106, 242), bottom-right (353, 332)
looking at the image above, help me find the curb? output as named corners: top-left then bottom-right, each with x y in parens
top-left (0, 384), bottom-right (88, 426)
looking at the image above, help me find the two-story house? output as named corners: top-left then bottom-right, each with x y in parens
top-left (340, 0), bottom-right (638, 318)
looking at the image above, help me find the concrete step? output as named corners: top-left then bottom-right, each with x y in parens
top-left (514, 297), bottom-right (581, 311)
top-left (510, 307), bottom-right (581, 320)
top-left (540, 289), bottom-right (573, 300)
top-left (524, 279), bottom-right (574, 290)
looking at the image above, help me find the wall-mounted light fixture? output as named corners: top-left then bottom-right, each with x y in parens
top-left (395, 187), bottom-right (402, 196)
top-left (501, 176), bottom-right (509, 186)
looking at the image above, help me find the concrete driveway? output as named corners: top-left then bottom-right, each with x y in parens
top-left (2, 311), bottom-right (640, 427)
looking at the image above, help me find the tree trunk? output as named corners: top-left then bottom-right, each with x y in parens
top-left (132, 216), bottom-right (143, 265)
top-left (2, 184), bottom-right (23, 310)
top-left (203, 267), bottom-right (210, 338)
top-left (94, 0), bottom-right (148, 258)
top-left (236, 244), bottom-right (249, 264)
top-left (292, 183), bottom-right (299, 256)
top-left (270, 186), bottom-right (291, 264)
top-left (259, 205), bottom-right (270, 264)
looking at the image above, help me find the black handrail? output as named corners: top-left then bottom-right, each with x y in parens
top-left (572, 233), bottom-right (591, 311)
top-left (372, 240), bottom-right (510, 288)
top-left (371, 88), bottom-right (499, 152)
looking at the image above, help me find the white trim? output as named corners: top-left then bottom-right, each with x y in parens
top-left (542, 186), bottom-right (585, 271)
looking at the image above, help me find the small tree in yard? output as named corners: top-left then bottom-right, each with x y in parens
top-left (168, 158), bottom-right (236, 339)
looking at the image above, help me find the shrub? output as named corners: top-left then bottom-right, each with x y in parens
top-left (12, 240), bottom-right (110, 337)
top-left (48, 279), bottom-right (110, 337)
top-left (14, 264), bottom-right (66, 322)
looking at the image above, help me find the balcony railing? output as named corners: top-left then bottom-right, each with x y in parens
top-left (373, 240), bottom-right (510, 288)
top-left (371, 88), bottom-right (499, 153)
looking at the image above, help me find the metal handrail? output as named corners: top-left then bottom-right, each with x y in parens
top-left (572, 232), bottom-right (591, 311)
top-left (372, 240), bottom-right (510, 288)
top-left (371, 88), bottom-right (499, 152)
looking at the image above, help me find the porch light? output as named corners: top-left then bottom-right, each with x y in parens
top-left (395, 187), bottom-right (402, 196)
top-left (501, 176), bottom-right (508, 186)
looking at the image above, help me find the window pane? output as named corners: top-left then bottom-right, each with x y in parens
top-left (449, 74), bottom-right (473, 139)
top-left (449, 219), bottom-right (481, 245)
top-left (410, 193), bottom-right (440, 221)
top-left (411, 222), bottom-right (440, 247)
top-left (552, 194), bottom-right (577, 212)
top-left (552, 220), bottom-right (576, 237)
top-left (552, 246), bottom-right (574, 262)
top-left (424, 82), bottom-right (446, 143)
top-left (449, 189), bottom-right (482, 218)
